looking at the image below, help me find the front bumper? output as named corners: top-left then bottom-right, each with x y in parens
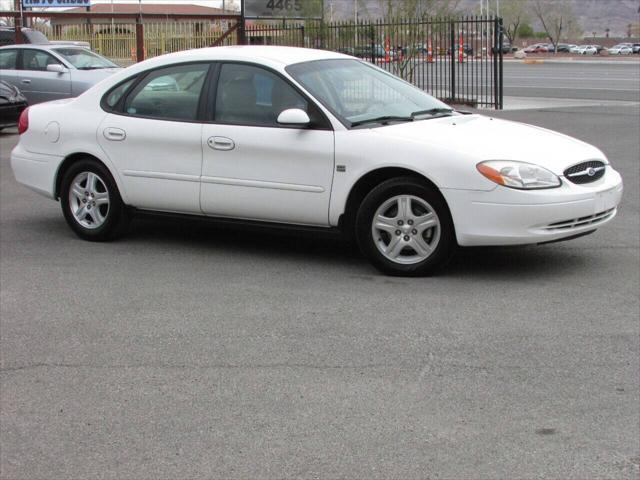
top-left (443, 167), bottom-right (623, 246)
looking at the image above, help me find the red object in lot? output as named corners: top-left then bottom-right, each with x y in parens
top-left (18, 107), bottom-right (29, 135)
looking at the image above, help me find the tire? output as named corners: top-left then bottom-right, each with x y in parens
top-left (355, 176), bottom-right (456, 276)
top-left (60, 158), bottom-right (129, 241)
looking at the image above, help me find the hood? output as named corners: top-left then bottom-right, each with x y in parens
top-left (373, 114), bottom-right (605, 175)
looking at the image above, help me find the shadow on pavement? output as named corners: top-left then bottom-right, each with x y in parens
top-left (124, 214), bottom-right (589, 280)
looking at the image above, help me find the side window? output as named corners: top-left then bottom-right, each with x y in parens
top-left (215, 63), bottom-right (309, 127)
top-left (104, 78), bottom-right (136, 109)
top-left (0, 49), bottom-right (18, 70)
top-left (22, 50), bottom-right (63, 71)
top-left (123, 63), bottom-right (208, 121)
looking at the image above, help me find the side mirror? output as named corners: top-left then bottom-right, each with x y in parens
top-left (277, 108), bottom-right (310, 126)
top-left (46, 64), bottom-right (67, 74)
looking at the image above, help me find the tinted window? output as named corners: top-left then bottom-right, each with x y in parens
top-left (215, 63), bottom-right (308, 127)
top-left (105, 78), bottom-right (136, 109)
top-left (124, 64), bottom-right (208, 121)
top-left (0, 49), bottom-right (18, 69)
top-left (22, 49), bottom-right (63, 71)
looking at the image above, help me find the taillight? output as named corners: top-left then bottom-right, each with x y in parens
top-left (18, 107), bottom-right (29, 135)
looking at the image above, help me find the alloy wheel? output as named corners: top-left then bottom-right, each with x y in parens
top-left (68, 171), bottom-right (110, 229)
top-left (371, 194), bottom-right (441, 265)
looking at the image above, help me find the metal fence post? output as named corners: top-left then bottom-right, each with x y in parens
top-left (498, 17), bottom-right (504, 109)
top-left (492, 16), bottom-right (499, 109)
top-left (135, 16), bottom-right (145, 62)
top-left (449, 20), bottom-right (455, 102)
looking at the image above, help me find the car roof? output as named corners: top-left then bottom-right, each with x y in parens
top-left (145, 46), bottom-right (348, 67)
top-left (0, 44), bottom-right (94, 52)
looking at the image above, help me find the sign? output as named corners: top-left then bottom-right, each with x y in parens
top-left (244, 0), bottom-right (323, 19)
top-left (22, 0), bottom-right (91, 7)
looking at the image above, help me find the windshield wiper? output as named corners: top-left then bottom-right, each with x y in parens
top-left (351, 115), bottom-right (414, 127)
top-left (77, 66), bottom-right (108, 70)
top-left (411, 108), bottom-right (454, 118)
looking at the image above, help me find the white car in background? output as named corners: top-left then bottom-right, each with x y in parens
top-left (10, 46), bottom-right (623, 276)
top-left (573, 45), bottom-right (598, 55)
top-left (608, 45), bottom-right (633, 55)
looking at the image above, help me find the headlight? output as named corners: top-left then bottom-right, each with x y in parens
top-left (477, 161), bottom-right (561, 190)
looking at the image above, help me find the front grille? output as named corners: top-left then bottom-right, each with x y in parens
top-left (543, 208), bottom-right (615, 231)
top-left (564, 160), bottom-right (606, 184)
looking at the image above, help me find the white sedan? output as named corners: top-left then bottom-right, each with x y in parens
top-left (608, 45), bottom-right (633, 55)
top-left (573, 45), bottom-right (598, 55)
top-left (10, 46), bottom-right (623, 276)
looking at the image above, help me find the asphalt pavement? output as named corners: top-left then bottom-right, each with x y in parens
top-left (1, 102), bottom-right (639, 479)
top-left (502, 61), bottom-right (640, 102)
top-left (409, 58), bottom-right (640, 105)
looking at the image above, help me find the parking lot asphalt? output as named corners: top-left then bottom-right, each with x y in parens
top-left (1, 103), bottom-right (639, 479)
top-left (502, 61), bottom-right (640, 101)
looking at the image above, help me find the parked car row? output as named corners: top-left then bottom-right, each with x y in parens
top-left (524, 41), bottom-right (640, 55)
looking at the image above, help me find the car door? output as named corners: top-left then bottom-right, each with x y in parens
top-left (18, 48), bottom-right (71, 104)
top-left (200, 63), bottom-right (334, 226)
top-left (97, 63), bottom-right (210, 214)
top-left (0, 48), bottom-right (20, 89)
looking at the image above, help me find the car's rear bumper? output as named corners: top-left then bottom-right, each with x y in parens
top-left (442, 167), bottom-right (623, 246)
top-left (11, 144), bottom-right (61, 199)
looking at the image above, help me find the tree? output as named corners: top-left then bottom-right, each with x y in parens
top-left (531, 0), bottom-right (577, 53)
top-left (518, 22), bottom-right (534, 38)
top-left (378, 0), bottom-right (462, 19)
top-left (500, 0), bottom-right (532, 45)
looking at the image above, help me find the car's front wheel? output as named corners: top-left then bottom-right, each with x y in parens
top-left (60, 158), bottom-right (129, 241)
top-left (355, 177), bottom-right (456, 276)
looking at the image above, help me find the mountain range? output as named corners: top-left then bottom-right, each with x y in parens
top-left (326, 0), bottom-right (640, 37)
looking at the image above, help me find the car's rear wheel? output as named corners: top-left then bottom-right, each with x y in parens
top-left (60, 158), bottom-right (129, 241)
top-left (355, 177), bottom-right (455, 276)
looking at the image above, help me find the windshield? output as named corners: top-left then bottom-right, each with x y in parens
top-left (52, 48), bottom-right (118, 69)
top-left (286, 59), bottom-right (452, 128)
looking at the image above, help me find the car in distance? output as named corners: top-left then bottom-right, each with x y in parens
top-left (572, 45), bottom-right (598, 55)
top-left (556, 43), bottom-right (576, 53)
top-left (10, 46), bottom-right (623, 276)
top-left (0, 80), bottom-right (27, 132)
top-left (608, 44), bottom-right (633, 55)
top-left (523, 44), bottom-right (548, 53)
top-left (0, 27), bottom-right (90, 49)
top-left (0, 44), bottom-right (121, 104)
top-left (0, 27), bottom-right (49, 46)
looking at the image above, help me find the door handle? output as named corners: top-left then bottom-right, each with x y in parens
top-left (207, 136), bottom-right (235, 151)
top-left (103, 127), bottom-right (126, 141)
top-left (21, 79), bottom-right (31, 84)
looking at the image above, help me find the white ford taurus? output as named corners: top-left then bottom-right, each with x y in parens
top-left (11, 46), bottom-right (623, 275)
